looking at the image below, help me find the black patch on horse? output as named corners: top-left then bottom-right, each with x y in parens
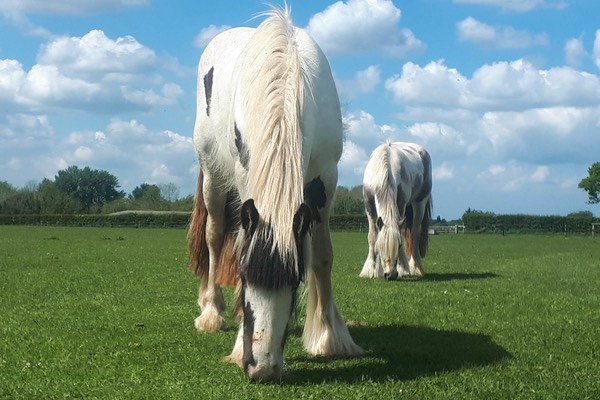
top-left (241, 281), bottom-right (256, 373)
top-left (363, 188), bottom-right (377, 220)
top-left (234, 124), bottom-right (250, 169)
top-left (240, 227), bottom-right (301, 290)
top-left (239, 200), bottom-right (311, 291)
top-left (416, 150), bottom-right (432, 202)
top-left (304, 177), bottom-right (326, 223)
top-left (203, 67), bottom-right (214, 116)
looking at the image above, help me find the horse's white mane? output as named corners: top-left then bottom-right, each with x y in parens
top-left (240, 6), bottom-right (305, 261)
top-left (369, 142), bottom-right (401, 226)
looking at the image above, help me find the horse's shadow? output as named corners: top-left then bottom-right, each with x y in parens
top-left (284, 325), bottom-right (511, 384)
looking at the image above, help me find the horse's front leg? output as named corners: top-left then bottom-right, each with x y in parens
top-left (195, 186), bottom-right (228, 333)
top-left (303, 212), bottom-right (364, 358)
top-left (360, 211), bottom-right (382, 278)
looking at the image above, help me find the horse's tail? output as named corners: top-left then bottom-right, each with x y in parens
top-left (215, 191), bottom-right (242, 287)
top-left (188, 170), bottom-right (208, 279)
top-left (403, 204), bottom-right (413, 257)
top-left (419, 197), bottom-right (432, 257)
top-left (187, 170), bottom-right (241, 286)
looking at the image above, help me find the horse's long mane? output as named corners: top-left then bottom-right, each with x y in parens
top-left (240, 6), bottom-right (305, 263)
top-left (370, 141), bottom-right (401, 226)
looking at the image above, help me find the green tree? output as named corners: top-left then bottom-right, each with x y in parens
top-left (331, 185), bottom-right (364, 215)
top-left (579, 162), bottom-right (600, 204)
top-left (54, 166), bottom-right (125, 213)
top-left (131, 183), bottom-right (161, 201)
top-left (0, 181), bottom-right (17, 203)
top-left (37, 179), bottom-right (80, 214)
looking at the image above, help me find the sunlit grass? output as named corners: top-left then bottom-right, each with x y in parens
top-left (1, 226), bottom-right (599, 399)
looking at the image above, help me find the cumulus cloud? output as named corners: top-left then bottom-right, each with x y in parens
top-left (382, 56), bottom-right (600, 198)
top-left (457, 17), bottom-right (548, 49)
top-left (0, 30), bottom-right (183, 113)
top-left (594, 30), bottom-right (600, 69)
top-left (386, 59), bottom-right (600, 111)
top-left (564, 37), bottom-right (586, 68)
top-left (434, 162), bottom-right (455, 181)
top-left (0, 115), bottom-right (195, 192)
top-left (193, 24), bottom-right (232, 48)
top-left (306, 0), bottom-right (424, 58)
top-left (336, 65), bottom-right (381, 102)
top-left (452, 0), bottom-right (567, 13)
top-left (338, 139), bottom-right (369, 186)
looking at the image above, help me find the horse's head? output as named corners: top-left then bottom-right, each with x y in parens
top-left (375, 216), bottom-right (406, 281)
top-left (238, 199), bottom-right (311, 382)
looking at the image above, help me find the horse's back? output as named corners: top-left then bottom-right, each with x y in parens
top-left (364, 141), bottom-right (431, 203)
top-left (390, 142), bottom-right (431, 203)
top-left (194, 20), bottom-right (342, 188)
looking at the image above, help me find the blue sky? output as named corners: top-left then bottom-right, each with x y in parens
top-left (1, 0), bottom-right (599, 219)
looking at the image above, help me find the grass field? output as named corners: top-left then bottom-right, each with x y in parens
top-left (1, 226), bottom-right (599, 399)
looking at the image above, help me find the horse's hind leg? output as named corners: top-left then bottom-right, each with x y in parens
top-left (195, 175), bottom-right (228, 332)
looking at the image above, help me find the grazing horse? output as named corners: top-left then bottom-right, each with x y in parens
top-left (360, 141), bottom-right (432, 280)
top-left (188, 7), bottom-right (363, 382)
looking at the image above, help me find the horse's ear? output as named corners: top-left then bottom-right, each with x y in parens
top-left (293, 203), bottom-right (312, 240)
top-left (241, 199), bottom-right (259, 234)
top-left (376, 216), bottom-right (384, 231)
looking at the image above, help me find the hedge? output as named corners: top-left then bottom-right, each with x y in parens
top-left (462, 213), bottom-right (600, 234)
top-left (2, 213), bottom-right (598, 234)
top-left (0, 213), bottom-right (370, 231)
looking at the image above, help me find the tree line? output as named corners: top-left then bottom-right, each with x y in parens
top-left (3, 162), bottom-right (598, 218)
top-left (0, 165), bottom-right (368, 216)
top-left (0, 166), bottom-right (193, 215)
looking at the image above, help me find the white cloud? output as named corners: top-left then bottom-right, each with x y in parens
top-left (434, 162), bottom-right (455, 181)
top-left (564, 37), bottom-right (586, 68)
top-left (457, 17), bottom-right (548, 49)
top-left (38, 30), bottom-right (157, 79)
top-left (385, 60), bottom-right (467, 108)
top-left (387, 59), bottom-right (600, 112)
top-left (343, 109), bottom-right (398, 140)
top-left (594, 30), bottom-right (600, 69)
top-left (0, 116), bottom-right (195, 192)
top-left (452, 0), bottom-right (567, 13)
top-left (477, 163), bottom-right (552, 192)
top-left (338, 139), bottom-right (369, 186)
top-left (0, 30), bottom-right (183, 113)
top-left (193, 24), bottom-right (232, 48)
top-left (336, 65), bottom-right (381, 102)
top-left (306, 0), bottom-right (424, 58)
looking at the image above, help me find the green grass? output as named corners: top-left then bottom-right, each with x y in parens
top-left (1, 226), bottom-right (599, 399)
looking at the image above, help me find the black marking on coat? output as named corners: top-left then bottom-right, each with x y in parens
top-left (203, 67), bottom-right (214, 116)
top-left (304, 177), bottom-right (326, 223)
top-left (239, 200), bottom-right (308, 291)
top-left (234, 124), bottom-right (250, 169)
top-left (363, 188), bottom-right (377, 220)
top-left (415, 150), bottom-right (432, 202)
top-left (241, 282), bottom-right (256, 374)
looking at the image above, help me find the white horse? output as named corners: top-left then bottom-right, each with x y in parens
top-left (360, 141), bottom-right (433, 280)
top-left (188, 7), bottom-right (363, 382)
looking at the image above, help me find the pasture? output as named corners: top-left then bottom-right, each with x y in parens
top-left (1, 226), bottom-right (599, 399)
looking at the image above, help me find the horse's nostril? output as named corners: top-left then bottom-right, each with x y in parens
top-left (246, 363), bottom-right (282, 383)
top-left (385, 270), bottom-right (398, 281)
